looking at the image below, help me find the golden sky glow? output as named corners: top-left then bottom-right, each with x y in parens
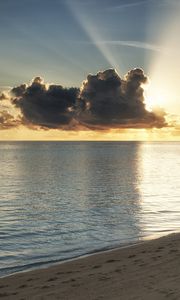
top-left (0, 125), bottom-right (179, 141)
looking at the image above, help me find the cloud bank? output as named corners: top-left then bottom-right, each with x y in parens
top-left (0, 68), bottom-right (167, 130)
top-left (82, 40), bottom-right (167, 53)
top-left (12, 77), bottom-right (79, 129)
top-left (78, 68), bottom-right (166, 129)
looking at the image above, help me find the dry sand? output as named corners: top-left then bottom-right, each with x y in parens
top-left (0, 233), bottom-right (180, 299)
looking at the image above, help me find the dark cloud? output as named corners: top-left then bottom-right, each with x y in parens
top-left (78, 68), bottom-right (167, 128)
top-left (12, 77), bottom-right (79, 129)
top-left (0, 69), bottom-right (167, 130)
top-left (11, 84), bottom-right (27, 98)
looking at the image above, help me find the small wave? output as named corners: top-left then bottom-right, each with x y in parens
top-left (0, 237), bottom-right (143, 278)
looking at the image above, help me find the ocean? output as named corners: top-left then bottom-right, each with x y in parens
top-left (0, 141), bottom-right (179, 277)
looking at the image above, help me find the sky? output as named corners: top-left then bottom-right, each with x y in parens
top-left (0, 0), bottom-right (180, 140)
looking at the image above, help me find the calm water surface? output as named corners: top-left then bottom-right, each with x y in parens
top-left (0, 142), bottom-right (179, 276)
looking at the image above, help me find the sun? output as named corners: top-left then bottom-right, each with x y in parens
top-left (145, 89), bottom-right (166, 111)
top-left (143, 80), bottom-right (168, 111)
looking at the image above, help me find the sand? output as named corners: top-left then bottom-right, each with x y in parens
top-left (0, 233), bottom-right (180, 300)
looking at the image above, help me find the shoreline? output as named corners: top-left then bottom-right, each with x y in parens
top-left (0, 230), bottom-right (174, 279)
top-left (0, 232), bottom-right (180, 299)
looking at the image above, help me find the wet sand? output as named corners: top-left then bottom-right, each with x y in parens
top-left (0, 233), bottom-right (180, 299)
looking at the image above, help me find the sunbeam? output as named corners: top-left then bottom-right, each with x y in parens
top-left (66, 0), bottom-right (121, 72)
top-left (146, 1), bottom-right (180, 114)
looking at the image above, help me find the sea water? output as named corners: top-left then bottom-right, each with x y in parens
top-left (0, 141), bottom-right (179, 277)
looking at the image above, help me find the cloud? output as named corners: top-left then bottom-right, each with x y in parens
top-left (81, 40), bottom-right (168, 53)
top-left (12, 77), bottom-right (79, 129)
top-left (0, 93), bottom-right (9, 100)
top-left (108, 0), bottom-right (153, 11)
top-left (0, 69), bottom-right (167, 131)
top-left (0, 91), bottom-right (21, 129)
top-left (11, 84), bottom-right (27, 98)
top-left (78, 68), bottom-right (167, 129)
top-left (0, 110), bottom-right (21, 130)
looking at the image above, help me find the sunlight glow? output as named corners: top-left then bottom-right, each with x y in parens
top-left (148, 3), bottom-right (180, 115)
top-left (144, 82), bottom-right (168, 111)
top-left (0, 126), bottom-right (177, 141)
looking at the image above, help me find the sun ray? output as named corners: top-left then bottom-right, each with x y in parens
top-left (66, 0), bottom-right (121, 72)
top-left (147, 2), bottom-right (180, 114)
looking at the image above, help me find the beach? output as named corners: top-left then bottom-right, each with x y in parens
top-left (0, 233), bottom-right (179, 299)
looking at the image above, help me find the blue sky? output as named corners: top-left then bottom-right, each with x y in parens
top-left (0, 0), bottom-right (177, 88)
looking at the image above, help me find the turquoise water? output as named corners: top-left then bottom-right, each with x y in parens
top-left (0, 142), bottom-right (179, 277)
